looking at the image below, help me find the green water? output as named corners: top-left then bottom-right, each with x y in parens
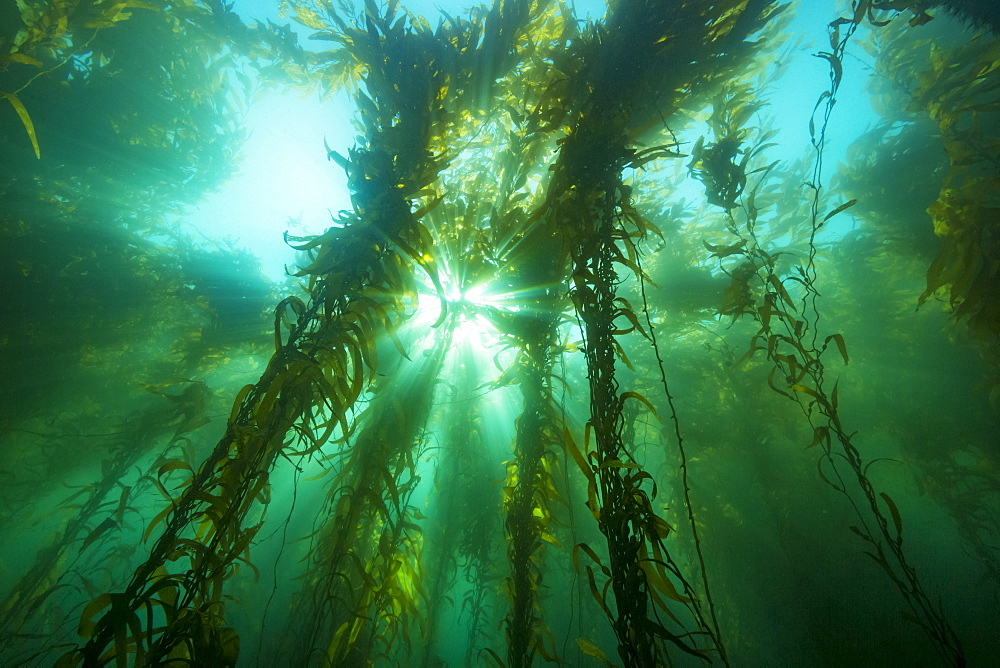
top-left (2, 1), bottom-right (998, 666)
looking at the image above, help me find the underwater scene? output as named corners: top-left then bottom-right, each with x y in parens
top-left (2, 0), bottom-right (999, 665)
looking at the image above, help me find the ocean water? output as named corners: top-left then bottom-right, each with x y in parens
top-left (1, 0), bottom-right (998, 666)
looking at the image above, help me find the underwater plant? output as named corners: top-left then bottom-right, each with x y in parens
top-left (2, 0), bottom-right (999, 666)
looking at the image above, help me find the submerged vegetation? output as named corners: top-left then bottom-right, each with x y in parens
top-left (1, 0), bottom-right (999, 666)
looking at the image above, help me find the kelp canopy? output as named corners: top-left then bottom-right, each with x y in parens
top-left (1, 0), bottom-right (999, 665)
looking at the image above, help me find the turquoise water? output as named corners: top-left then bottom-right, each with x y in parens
top-left (1, 1), bottom-right (998, 666)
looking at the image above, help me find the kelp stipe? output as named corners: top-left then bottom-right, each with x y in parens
top-left (687, 5), bottom-right (967, 666)
top-left (5, 0), bottom-right (999, 666)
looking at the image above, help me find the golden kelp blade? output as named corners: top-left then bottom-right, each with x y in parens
top-left (2, 91), bottom-right (40, 159)
top-left (576, 637), bottom-right (612, 666)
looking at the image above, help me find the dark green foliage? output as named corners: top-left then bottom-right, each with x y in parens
top-left (924, 0), bottom-right (1000, 33)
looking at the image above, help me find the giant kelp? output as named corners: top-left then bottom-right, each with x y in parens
top-left (2, 0), bottom-right (999, 666)
top-left (837, 3), bottom-right (1000, 608)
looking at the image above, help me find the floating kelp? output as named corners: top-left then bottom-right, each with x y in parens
top-left (2, 1), bottom-right (999, 666)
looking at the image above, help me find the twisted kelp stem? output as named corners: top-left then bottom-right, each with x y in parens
top-left (59, 208), bottom-right (410, 666)
top-left (292, 323), bottom-right (452, 665)
top-left (802, 9), bottom-right (965, 665)
top-left (687, 6), bottom-right (966, 664)
top-left (635, 249), bottom-right (728, 664)
top-left (56, 2), bottom-right (497, 662)
top-left (7, 0), bottom-right (997, 666)
top-left (537, 1), bottom-right (780, 663)
top-left (501, 312), bottom-right (563, 667)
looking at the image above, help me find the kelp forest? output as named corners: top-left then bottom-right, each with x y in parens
top-left (2, 0), bottom-right (999, 665)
